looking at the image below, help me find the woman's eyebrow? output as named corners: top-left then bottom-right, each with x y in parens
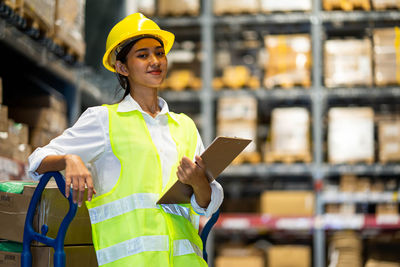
top-left (135, 46), bottom-right (163, 53)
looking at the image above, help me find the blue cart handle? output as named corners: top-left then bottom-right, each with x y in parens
top-left (21, 171), bottom-right (78, 267)
top-left (200, 208), bottom-right (220, 263)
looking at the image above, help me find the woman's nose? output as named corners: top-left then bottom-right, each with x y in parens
top-left (149, 53), bottom-right (160, 64)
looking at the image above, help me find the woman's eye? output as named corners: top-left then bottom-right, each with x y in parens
top-left (137, 54), bottom-right (147, 58)
top-left (157, 51), bottom-right (165, 56)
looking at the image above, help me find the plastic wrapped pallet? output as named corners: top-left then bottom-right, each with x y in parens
top-left (217, 120), bottom-right (257, 153)
top-left (373, 28), bottom-right (400, 86)
top-left (54, 0), bottom-right (86, 60)
top-left (264, 34), bottom-right (311, 88)
top-left (371, 0), bottom-right (400, 10)
top-left (137, 0), bottom-right (155, 16)
top-left (8, 120), bottom-right (29, 145)
top-left (158, 0), bottom-right (200, 16)
top-left (24, 0), bottom-right (55, 34)
top-left (260, 0), bottom-right (311, 12)
top-left (328, 107), bottom-right (374, 164)
top-left (378, 120), bottom-right (400, 163)
top-left (214, 0), bottom-right (259, 15)
top-left (217, 96), bottom-right (257, 121)
top-left (324, 39), bottom-right (373, 87)
top-left (265, 107), bottom-right (311, 163)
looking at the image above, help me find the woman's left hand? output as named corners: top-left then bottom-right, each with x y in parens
top-left (177, 155), bottom-right (211, 208)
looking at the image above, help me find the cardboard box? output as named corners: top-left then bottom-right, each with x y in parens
top-left (378, 120), bottom-right (400, 162)
top-left (0, 181), bottom-right (92, 245)
top-left (8, 120), bottom-right (29, 145)
top-left (268, 245), bottom-right (311, 267)
top-left (0, 156), bottom-right (29, 181)
top-left (324, 39), bottom-right (373, 87)
top-left (14, 94), bottom-right (67, 114)
top-left (0, 134), bottom-right (14, 159)
top-left (0, 105), bottom-right (8, 132)
top-left (328, 107), bottom-right (374, 164)
top-left (376, 203), bottom-right (398, 216)
top-left (12, 144), bottom-right (32, 164)
top-left (260, 191), bottom-right (314, 216)
top-left (30, 128), bottom-right (60, 150)
top-left (215, 256), bottom-right (264, 267)
top-left (373, 28), bottom-right (399, 86)
top-left (216, 245), bottom-right (265, 267)
top-left (269, 107), bottom-right (311, 156)
top-left (0, 245), bottom-right (97, 267)
top-left (365, 259), bottom-right (400, 267)
top-left (8, 107), bottom-right (67, 134)
top-left (340, 174), bottom-right (358, 192)
top-left (159, 0), bottom-right (200, 16)
top-left (261, 0), bottom-right (311, 11)
top-left (54, 0), bottom-right (86, 59)
top-left (217, 96), bottom-right (257, 121)
top-left (264, 34), bottom-right (311, 88)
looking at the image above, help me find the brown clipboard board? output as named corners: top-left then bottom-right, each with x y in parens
top-left (157, 136), bottom-right (251, 204)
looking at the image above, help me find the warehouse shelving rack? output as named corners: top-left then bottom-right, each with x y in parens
top-left (155, 0), bottom-right (400, 266)
top-left (0, 15), bottom-right (108, 124)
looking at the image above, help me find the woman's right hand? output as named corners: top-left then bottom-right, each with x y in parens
top-left (64, 154), bottom-right (96, 207)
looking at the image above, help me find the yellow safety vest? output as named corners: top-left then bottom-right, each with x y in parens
top-left (86, 103), bottom-right (208, 267)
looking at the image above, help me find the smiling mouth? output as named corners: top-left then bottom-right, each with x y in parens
top-left (148, 70), bottom-right (162, 75)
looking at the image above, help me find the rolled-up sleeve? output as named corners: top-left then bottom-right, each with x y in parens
top-left (28, 107), bottom-right (107, 180)
top-left (191, 130), bottom-right (224, 217)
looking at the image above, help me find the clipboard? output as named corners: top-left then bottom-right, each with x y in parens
top-left (157, 136), bottom-right (251, 204)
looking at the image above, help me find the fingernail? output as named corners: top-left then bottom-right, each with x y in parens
top-left (78, 203), bottom-right (82, 207)
top-left (88, 198), bottom-right (92, 201)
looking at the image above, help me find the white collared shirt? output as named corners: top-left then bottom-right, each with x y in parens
top-left (28, 95), bottom-right (223, 217)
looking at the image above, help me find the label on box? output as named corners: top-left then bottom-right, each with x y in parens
top-left (376, 214), bottom-right (399, 225)
top-left (221, 218), bottom-right (251, 229)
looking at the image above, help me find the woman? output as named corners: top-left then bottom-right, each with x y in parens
top-left (28, 13), bottom-right (223, 266)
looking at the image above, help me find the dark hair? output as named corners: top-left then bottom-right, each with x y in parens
top-left (115, 36), bottom-right (164, 102)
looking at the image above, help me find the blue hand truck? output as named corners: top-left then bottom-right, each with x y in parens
top-left (21, 171), bottom-right (220, 266)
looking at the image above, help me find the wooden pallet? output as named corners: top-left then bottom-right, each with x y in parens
top-left (232, 151), bottom-right (261, 165)
top-left (158, 10), bottom-right (199, 17)
top-left (328, 158), bottom-right (374, 165)
top-left (264, 151), bottom-right (312, 164)
top-left (52, 35), bottom-right (85, 62)
top-left (264, 79), bottom-right (312, 89)
top-left (323, 0), bottom-right (371, 11)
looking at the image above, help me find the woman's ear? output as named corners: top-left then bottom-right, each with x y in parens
top-left (115, 61), bottom-right (129, 76)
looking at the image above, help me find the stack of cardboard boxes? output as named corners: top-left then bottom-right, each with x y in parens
top-left (8, 94), bottom-right (68, 151)
top-left (0, 181), bottom-right (97, 266)
top-left (328, 107), bottom-right (375, 164)
top-left (378, 120), bottom-right (400, 163)
top-left (217, 95), bottom-right (260, 163)
top-left (264, 107), bottom-right (312, 163)
top-left (264, 34), bottom-right (312, 89)
top-left (158, 0), bottom-right (200, 16)
top-left (373, 28), bottom-right (400, 86)
top-left (324, 39), bottom-right (373, 87)
top-left (214, 0), bottom-right (260, 15)
top-left (53, 0), bottom-right (86, 61)
top-left (328, 231), bottom-right (363, 267)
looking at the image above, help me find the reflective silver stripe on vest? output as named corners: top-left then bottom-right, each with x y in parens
top-left (96, 235), bottom-right (169, 266)
top-left (89, 193), bottom-right (159, 224)
top-left (173, 239), bottom-right (203, 258)
top-left (161, 204), bottom-right (200, 230)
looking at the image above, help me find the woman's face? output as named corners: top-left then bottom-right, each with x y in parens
top-left (123, 38), bottom-right (168, 89)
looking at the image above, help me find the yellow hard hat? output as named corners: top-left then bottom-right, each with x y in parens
top-left (103, 13), bottom-right (175, 72)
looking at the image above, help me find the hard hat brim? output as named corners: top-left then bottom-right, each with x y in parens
top-left (103, 29), bottom-right (175, 72)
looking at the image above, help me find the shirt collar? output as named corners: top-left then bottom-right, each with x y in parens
top-left (117, 94), bottom-right (179, 124)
